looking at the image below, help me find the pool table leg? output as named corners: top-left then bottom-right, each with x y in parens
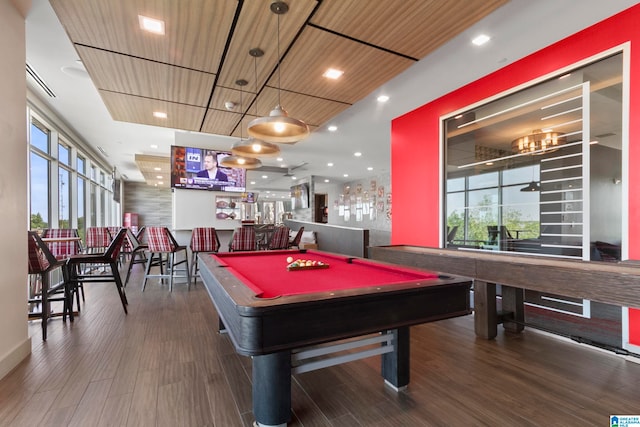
top-left (381, 327), bottom-right (410, 390)
top-left (252, 351), bottom-right (291, 427)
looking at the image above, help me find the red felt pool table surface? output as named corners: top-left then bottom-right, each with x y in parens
top-left (210, 249), bottom-right (441, 298)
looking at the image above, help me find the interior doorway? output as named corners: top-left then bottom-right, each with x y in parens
top-left (314, 193), bottom-right (328, 223)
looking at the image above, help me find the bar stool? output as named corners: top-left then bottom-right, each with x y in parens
top-left (28, 231), bottom-right (73, 341)
top-left (266, 225), bottom-right (290, 250)
top-left (229, 227), bottom-right (257, 251)
top-left (189, 227), bottom-right (220, 286)
top-left (64, 228), bottom-right (129, 314)
top-left (142, 227), bottom-right (191, 292)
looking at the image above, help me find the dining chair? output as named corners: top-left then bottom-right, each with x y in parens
top-left (228, 226), bottom-right (257, 252)
top-left (142, 227), bottom-right (191, 291)
top-left (64, 227), bottom-right (129, 314)
top-left (266, 225), bottom-right (290, 250)
top-left (189, 227), bottom-right (220, 285)
top-left (288, 227), bottom-right (305, 249)
top-left (28, 231), bottom-right (73, 341)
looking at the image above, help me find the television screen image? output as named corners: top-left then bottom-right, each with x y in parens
top-left (290, 183), bottom-right (309, 210)
top-left (171, 145), bottom-right (246, 192)
top-left (241, 192), bottom-right (258, 203)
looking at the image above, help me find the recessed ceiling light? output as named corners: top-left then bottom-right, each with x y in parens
top-left (322, 68), bottom-right (344, 80)
top-left (367, 167), bottom-right (373, 171)
top-left (262, 175), bottom-right (268, 179)
top-left (472, 34), bottom-right (490, 46)
top-left (156, 175), bottom-right (163, 179)
top-left (138, 15), bottom-right (165, 35)
top-left (354, 152), bottom-right (362, 157)
top-left (158, 181), bottom-right (164, 185)
top-left (377, 95), bottom-right (389, 103)
top-left (150, 144), bottom-right (158, 149)
top-left (343, 174), bottom-right (349, 177)
top-left (153, 111), bottom-right (167, 119)
top-left (324, 179), bottom-right (330, 183)
top-left (291, 176), bottom-right (297, 180)
top-left (154, 167), bottom-right (161, 171)
top-left (328, 125), bottom-right (338, 132)
top-left (277, 157), bottom-right (284, 162)
top-left (250, 181), bottom-right (256, 185)
top-left (327, 162), bottom-right (334, 167)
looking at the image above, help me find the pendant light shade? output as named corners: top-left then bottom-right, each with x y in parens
top-left (219, 155), bottom-right (262, 169)
top-left (247, 1), bottom-right (309, 144)
top-left (247, 105), bottom-right (309, 144)
top-left (232, 138), bottom-right (280, 158)
top-left (520, 181), bottom-right (541, 192)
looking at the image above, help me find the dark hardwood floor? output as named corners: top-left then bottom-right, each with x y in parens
top-left (3, 262), bottom-right (640, 426)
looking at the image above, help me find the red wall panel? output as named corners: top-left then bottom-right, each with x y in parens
top-left (391, 4), bottom-right (640, 256)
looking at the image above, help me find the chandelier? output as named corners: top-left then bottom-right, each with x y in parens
top-left (511, 129), bottom-right (566, 155)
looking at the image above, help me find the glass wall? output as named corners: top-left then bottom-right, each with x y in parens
top-left (444, 53), bottom-right (623, 260)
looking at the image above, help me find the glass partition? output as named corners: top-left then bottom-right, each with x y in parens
top-left (444, 52), bottom-right (622, 260)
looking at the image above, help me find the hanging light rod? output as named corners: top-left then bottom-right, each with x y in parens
top-left (233, 48), bottom-right (281, 158)
top-left (247, 1), bottom-right (310, 144)
top-left (228, 79), bottom-right (262, 169)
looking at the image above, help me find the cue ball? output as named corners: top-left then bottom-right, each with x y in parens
top-left (286, 256), bottom-right (294, 263)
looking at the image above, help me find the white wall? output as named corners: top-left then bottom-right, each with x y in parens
top-left (0, 0), bottom-right (32, 379)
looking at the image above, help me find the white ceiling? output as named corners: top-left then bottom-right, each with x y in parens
top-left (24, 0), bottom-right (638, 199)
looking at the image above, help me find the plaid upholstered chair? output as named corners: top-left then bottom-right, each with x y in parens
top-left (42, 228), bottom-right (83, 260)
top-left (123, 227), bottom-right (148, 287)
top-left (266, 225), bottom-right (290, 250)
top-left (64, 228), bottom-right (129, 314)
top-left (189, 227), bottom-right (220, 285)
top-left (85, 227), bottom-right (112, 254)
top-left (28, 231), bottom-right (73, 340)
top-left (288, 227), bottom-right (305, 249)
top-left (228, 227), bottom-right (257, 252)
top-left (142, 227), bottom-right (190, 291)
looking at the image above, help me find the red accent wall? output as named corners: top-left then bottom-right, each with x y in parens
top-left (391, 4), bottom-right (640, 260)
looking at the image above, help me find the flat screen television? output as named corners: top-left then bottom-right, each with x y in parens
top-left (290, 183), bottom-right (309, 210)
top-left (241, 192), bottom-right (258, 203)
top-left (170, 145), bottom-right (246, 192)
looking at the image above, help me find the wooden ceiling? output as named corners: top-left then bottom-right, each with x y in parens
top-left (50, 0), bottom-right (508, 140)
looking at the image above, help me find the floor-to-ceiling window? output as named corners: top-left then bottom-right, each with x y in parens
top-left (29, 119), bottom-right (51, 231)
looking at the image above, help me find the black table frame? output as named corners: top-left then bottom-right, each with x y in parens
top-left (198, 250), bottom-right (472, 426)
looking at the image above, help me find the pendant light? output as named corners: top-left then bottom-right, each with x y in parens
top-left (232, 48), bottom-right (281, 158)
top-left (247, 1), bottom-right (309, 144)
top-left (221, 79), bottom-right (263, 170)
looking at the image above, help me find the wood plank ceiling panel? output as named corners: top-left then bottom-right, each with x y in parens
top-left (100, 91), bottom-right (205, 131)
top-left (200, 109), bottom-right (244, 137)
top-left (276, 26), bottom-right (414, 104)
top-left (311, 0), bottom-right (509, 59)
top-left (50, 0), bottom-right (237, 73)
top-left (134, 154), bottom-right (170, 187)
top-left (255, 87), bottom-right (349, 128)
top-left (216, 0), bottom-right (318, 90)
top-left (208, 86), bottom-right (257, 116)
top-left (76, 46), bottom-right (215, 107)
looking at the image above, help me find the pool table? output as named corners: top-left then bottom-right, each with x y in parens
top-left (198, 249), bottom-right (472, 427)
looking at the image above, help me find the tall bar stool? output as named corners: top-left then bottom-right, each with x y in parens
top-left (189, 227), bottom-right (220, 286)
top-left (64, 228), bottom-right (129, 314)
top-left (143, 227), bottom-right (191, 292)
top-left (124, 226), bottom-right (148, 287)
top-left (229, 227), bottom-right (257, 251)
top-left (266, 225), bottom-right (290, 250)
top-left (28, 231), bottom-right (73, 341)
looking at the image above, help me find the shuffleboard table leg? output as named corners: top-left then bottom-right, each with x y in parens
top-left (474, 280), bottom-right (498, 339)
top-left (501, 285), bottom-right (525, 333)
top-left (381, 326), bottom-right (410, 390)
top-left (252, 351), bottom-right (291, 427)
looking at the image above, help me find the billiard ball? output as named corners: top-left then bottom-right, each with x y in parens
top-left (286, 256), bottom-right (293, 263)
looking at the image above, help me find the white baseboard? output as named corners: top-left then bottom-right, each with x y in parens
top-left (0, 337), bottom-right (31, 380)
